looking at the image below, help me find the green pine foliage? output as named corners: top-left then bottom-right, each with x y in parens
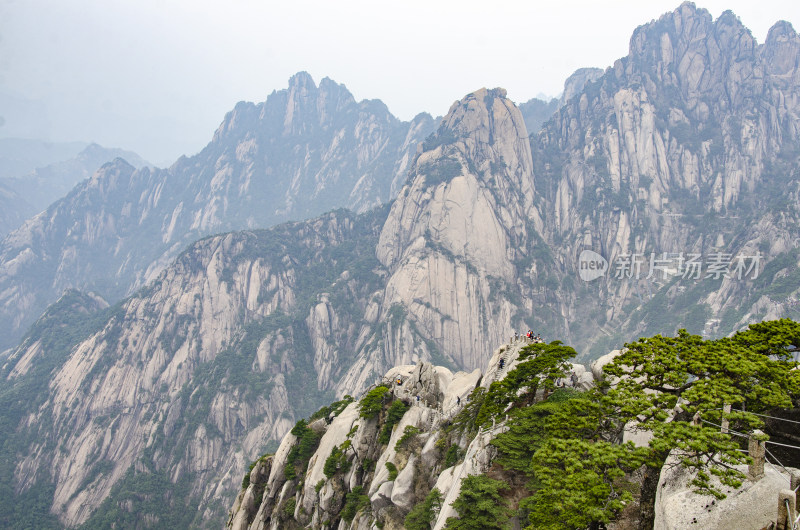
top-left (405, 488), bottom-right (443, 530)
top-left (443, 445), bottom-right (463, 468)
top-left (385, 462), bottom-right (398, 481)
top-left (241, 460), bottom-right (257, 489)
top-left (475, 341), bottom-right (575, 427)
top-left (470, 320), bottom-right (800, 529)
top-left (323, 440), bottom-right (352, 478)
top-left (492, 391), bottom-right (608, 475)
top-left (358, 386), bottom-right (390, 419)
top-left (395, 425), bottom-right (422, 452)
top-left (378, 399), bottom-right (409, 444)
top-left (340, 486), bottom-right (370, 522)
top-left (421, 127), bottom-right (457, 152)
top-left (444, 475), bottom-right (511, 530)
top-left (422, 157), bottom-right (462, 187)
top-left (603, 319), bottom-right (800, 498)
top-left (323, 447), bottom-right (344, 478)
top-left (282, 497), bottom-right (296, 519)
top-left (491, 401), bottom-right (554, 474)
top-left (447, 387), bottom-right (487, 436)
top-left (309, 395), bottom-right (354, 422)
top-left (362, 458), bottom-right (376, 474)
top-left (284, 419), bottom-right (323, 480)
top-left (523, 439), bottom-right (647, 529)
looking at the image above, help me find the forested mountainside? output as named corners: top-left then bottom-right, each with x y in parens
top-left (1, 3), bottom-right (800, 528)
top-left (0, 72), bottom-right (435, 351)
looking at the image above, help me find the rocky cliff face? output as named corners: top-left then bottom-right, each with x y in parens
top-left (352, 87), bottom-right (541, 383)
top-left (559, 67), bottom-right (604, 105)
top-left (529, 3), bottom-right (800, 354)
top-left (1, 208), bottom-right (390, 527)
top-left (225, 340), bottom-right (553, 530)
top-left (0, 72), bottom-right (434, 351)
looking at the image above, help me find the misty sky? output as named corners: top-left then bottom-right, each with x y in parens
top-left (1, 0), bottom-right (798, 166)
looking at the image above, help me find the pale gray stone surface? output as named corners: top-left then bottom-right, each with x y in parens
top-left (654, 453), bottom-right (799, 530)
top-left (389, 454), bottom-right (417, 511)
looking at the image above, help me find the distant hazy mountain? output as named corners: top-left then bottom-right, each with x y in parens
top-left (518, 67), bottom-right (605, 137)
top-left (0, 143), bottom-right (150, 238)
top-left (518, 96), bottom-right (559, 135)
top-left (530, 5), bottom-right (800, 355)
top-left (0, 142), bottom-right (150, 212)
top-left (0, 182), bottom-right (35, 240)
top-left (0, 138), bottom-right (88, 179)
top-left (0, 72), bottom-right (435, 351)
top-left (518, 67), bottom-right (604, 136)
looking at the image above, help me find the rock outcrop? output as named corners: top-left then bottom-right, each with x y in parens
top-left (226, 339), bottom-right (573, 530)
top-left (654, 453), bottom-right (799, 529)
top-left (560, 67), bottom-right (604, 105)
top-left (355, 87), bottom-right (540, 386)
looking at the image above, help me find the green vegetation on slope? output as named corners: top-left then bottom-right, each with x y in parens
top-left (444, 475), bottom-right (511, 530)
top-left (0, 291), bottom-right (117, 529)
top-left (0, 206), bottom-right (392, 529)
top-left (405, 488), bottom-right (443, 530)
top-left (445, 319), bottom-right (800, 529)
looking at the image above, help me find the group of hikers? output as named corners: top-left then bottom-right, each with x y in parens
top-left (513, 329), bottom-right (543, 343)
top-left (500, 330), bottom-right (545, 370)
top-left (394, 377), bottom-right (425, 406)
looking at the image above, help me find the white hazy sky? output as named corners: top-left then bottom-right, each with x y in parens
top-left (1, 0), bottom-right (797, 165)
